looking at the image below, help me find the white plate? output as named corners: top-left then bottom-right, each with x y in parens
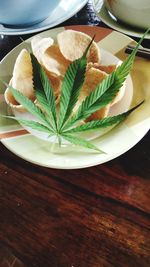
top-left (0, 0), bottom-right (88, 35)
top-left (0, 25), bottom-right (150, 169)
top-left (94, 0), bottom-right (150, 39)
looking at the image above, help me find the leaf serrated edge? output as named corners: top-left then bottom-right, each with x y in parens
top-left (62, 133), bottom-right (105, 153)
top-left (31, 54), bottom-right (57, 130)
top-left (8, 85), bottom-right (53, 131)
top-left (1, 115), bottom-right (54, 134)
top-left (63, 101), bottom-right (144, 133)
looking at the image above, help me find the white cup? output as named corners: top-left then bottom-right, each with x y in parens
top-left (104, 0), bottom-right (150, 29)
top-left (0, 0), bottom-right (60, 27)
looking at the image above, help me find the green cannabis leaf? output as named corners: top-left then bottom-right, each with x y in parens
top-left (58, 36), bottom-right (95, 131)
top-left (62, 28), bottom-right (149, 131)
top-left (4, 29), bottom-right (149, 152)
top-left (8, 86), bottom-right (53, 131)
top-left (31, 54), bottom-right (57, 130)
top-left (3, 115), bottom-right (54, 134)
top-left (61, 132), bottom-right (104, 153)
top-left (63, 102), bottom-right (143, 133)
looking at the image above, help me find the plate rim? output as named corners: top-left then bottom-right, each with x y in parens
top-left (95, 2), bottom-right (150, 39)
top-left (1, 126), bottom-right (149, 170)
top-left (0, 0), bottom-right (88, 35)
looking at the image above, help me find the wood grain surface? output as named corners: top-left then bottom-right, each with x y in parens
top-left (0, 1), bottom-right (150, 267)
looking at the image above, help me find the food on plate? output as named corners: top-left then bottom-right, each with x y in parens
top-left (10, 49), bottom-right (34, 99)
top-left (5, 29), bottom-right (124, 120)
top-left (31, 36), bottom-right (54, 64)
top-left (87, 62), bottom-right (126, 107)
top-left (87, 62), bottom-right (116, 74)
top-left (41, 44), bottom-right (70, 77)
top-left (31, 36), bottom-right (70, 77)
top-left (75, 67), bottom-right (109, 119)
top-left (31, 35), bottom-right (71, 100)
top-left (57, 29), bottom-right (101, 62)
top-left (4, 49), bottom-right (35, 112)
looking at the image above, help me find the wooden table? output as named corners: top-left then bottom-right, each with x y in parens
top-left (0, 1), bottom-right (150, 266)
